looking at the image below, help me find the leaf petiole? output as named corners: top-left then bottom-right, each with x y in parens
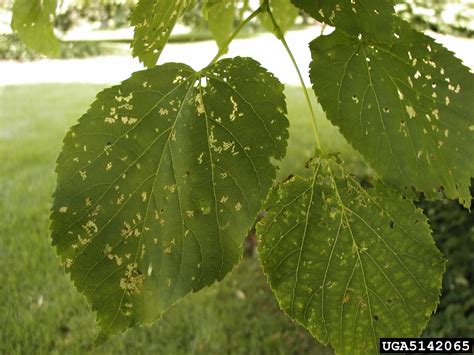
top-left (265, 7), bottom-right (322, 150)
top-left (208, 6), bottom-right (264, 66)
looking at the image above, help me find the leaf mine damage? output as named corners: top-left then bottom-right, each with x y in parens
top-left (51, 57), bottom-right (289, 341)
top-left (258, 155), bottom-right (445, 354)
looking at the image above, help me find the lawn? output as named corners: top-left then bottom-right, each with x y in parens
top-left (1, 83), bottom-right (355, 354)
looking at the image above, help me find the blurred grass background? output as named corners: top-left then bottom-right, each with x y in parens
top-left (0, 85), bottom-right (472, 354)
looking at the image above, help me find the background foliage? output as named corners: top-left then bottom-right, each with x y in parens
top-left (419, 195), bottom-right (474, 338)
top-left (397, 0), bottom-right (474, 37)
top-left (0, 33), bottom-right (109, 60)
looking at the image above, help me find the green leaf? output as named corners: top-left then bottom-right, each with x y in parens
top-left (11, 0), bottom-right (60, 56)
top-left (131, 0), bottom-right (193, 68)
top-left (258, 155), bottom-right (445, 354)
top-left (51, 57), bottom-right (289, 341)
top-left (204, 0), bottom-right (236, 50)
top-left (290, 0), bottom-right (395, 40)
top-left (260, 0), bottom-right (298, 36)
top-left (310, 19), bottom-right (474, 208)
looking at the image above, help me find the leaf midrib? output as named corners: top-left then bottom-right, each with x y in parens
top-left (101, 69), bottom-right (199, 336)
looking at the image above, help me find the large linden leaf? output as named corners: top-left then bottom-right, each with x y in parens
top-left (290, 0), bottom-right (395, 40)
top-left (11, 0), bottom-right (60, 56)
top-left (258, 156), bottom-right (444, 354)
top-left (131, 0), bottom-right (193, 67)
top-left (310, 19), bottom-right (474, 208)
top-left (51, 57), bottom-right (289, 341)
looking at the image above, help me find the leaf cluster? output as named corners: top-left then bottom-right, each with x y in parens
top-left (10, 0), bottom-right (474, 353)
